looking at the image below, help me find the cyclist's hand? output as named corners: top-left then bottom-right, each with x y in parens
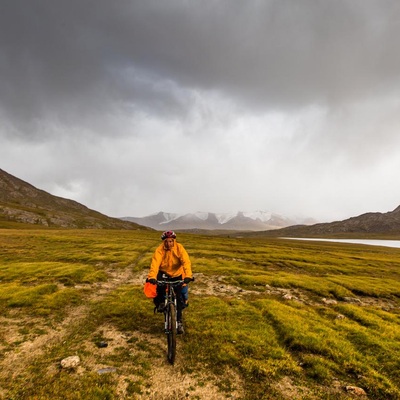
top-left (147, 278), bottom-right (157, 285)
top-left (184, 277), bottom-right (194, 284)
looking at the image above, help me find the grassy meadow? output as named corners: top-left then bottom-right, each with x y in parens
top-left (0, 227), bottom-right (399, 399)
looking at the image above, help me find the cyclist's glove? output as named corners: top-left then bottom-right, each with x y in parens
top-left (147, 278), bottom-right (157, 285)
top-left (184, 277), bottom-right (194, 284)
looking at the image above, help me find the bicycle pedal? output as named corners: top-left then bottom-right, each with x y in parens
top-left (157, 305), bottom-right (165, 313)
top-left (177, 323), bottom-right (184, 334)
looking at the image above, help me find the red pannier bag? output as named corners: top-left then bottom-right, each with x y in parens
top-left (143, 281), bottom-right (157, 298)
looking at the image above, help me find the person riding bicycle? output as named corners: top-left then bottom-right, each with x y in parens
top-left (146, 230), bottom-right (193, 334)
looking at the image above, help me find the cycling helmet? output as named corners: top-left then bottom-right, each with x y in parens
top-left (161, 230), bottom-right (176, 240)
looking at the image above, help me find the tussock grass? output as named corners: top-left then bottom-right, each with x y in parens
top-left (329, 275), bottom-right (400, 298)
top-left (0, 261), bottom-right (106, 284)
top-left (0, 228), bottom-right (400, 399)
top-left (184, 297), bottom-right (300, 375)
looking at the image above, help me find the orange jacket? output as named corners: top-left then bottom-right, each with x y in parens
top-left (148, 241), bottom-right (192, 280)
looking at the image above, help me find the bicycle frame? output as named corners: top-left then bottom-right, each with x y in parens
top-left (157, 278), bottom-right (184, 364)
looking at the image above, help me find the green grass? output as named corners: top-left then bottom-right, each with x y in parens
top-left (0, 228), bottom-right (400, 399)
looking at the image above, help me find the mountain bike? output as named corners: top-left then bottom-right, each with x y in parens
top-left (156, 277), bottom-right (190, 364)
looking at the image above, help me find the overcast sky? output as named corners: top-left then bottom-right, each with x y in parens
top-left (1, 0), bottom-right (400, 222)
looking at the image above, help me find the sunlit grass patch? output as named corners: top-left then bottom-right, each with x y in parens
top-left (38, 287), bottom-right (83, 314)
top-left (335, 304), bottom-right (400, 330)
top-left (183, 296), bottom-right (300, 383)
top-left (270, 273), bottom-right (355, 299)
top-left (335, 305), bottom-right (400, 382)
top-left (0, 282), bottom-right (83, 316)
top-left (0, 261), bottom-right (107, 285)
top-left (0, 283), bottom-right (58, 308)
top-left (261, 299), bottom-right (400, 397)
top-left (0, 229), bottom-right (158, 267)
top-left (91, 286), bottom-right (159, 334)
top-left (329, 275), bottom-right (400, 298)
top-left (261, 300), bottom-right (356, 362)
top-left (300, 354), bottom-right (337, 381)
top-left (232, 271), bottom-right (354, 300)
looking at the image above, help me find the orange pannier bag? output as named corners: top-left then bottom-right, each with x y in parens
top-left (143, 282), bottom-right (157, 298)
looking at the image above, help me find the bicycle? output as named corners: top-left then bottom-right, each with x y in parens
top-left (156, 277), bottom-right (193, 364)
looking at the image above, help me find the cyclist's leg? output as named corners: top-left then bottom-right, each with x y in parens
top-left (174, 285), bottom-right (185, 322)
top-left (181, 285), bottom-right (189, 308)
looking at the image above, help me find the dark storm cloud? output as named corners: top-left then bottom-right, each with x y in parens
top-left (2, 0), bottom-right (400, 136)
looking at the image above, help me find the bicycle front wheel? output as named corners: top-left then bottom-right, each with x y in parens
top-left (167, 303), bottom-right (177, 364)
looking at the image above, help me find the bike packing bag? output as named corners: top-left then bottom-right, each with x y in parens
top-left (143, 282), bottom-right (157, 298)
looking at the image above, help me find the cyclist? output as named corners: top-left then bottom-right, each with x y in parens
top-left (147, 230), bottom-right (193, 334)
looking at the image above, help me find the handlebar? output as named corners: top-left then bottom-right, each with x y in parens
top-left (146, 277), bottom-right (194, 285)
top-left (155, 277), bottom-right (194, 286)
top-left (156, 279), bottom-right (184, 286)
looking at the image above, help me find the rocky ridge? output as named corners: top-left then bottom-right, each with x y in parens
top-left (260, 205), bottom-right (400, 237)
top-left (0, 168), bottom-right (145, 229)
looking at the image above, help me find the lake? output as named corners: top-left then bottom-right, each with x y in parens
top-left (281, 238), bottom-right (400, 249)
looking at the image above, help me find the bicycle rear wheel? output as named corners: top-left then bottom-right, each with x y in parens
top-left (167, 303), bottom-right (177, 364)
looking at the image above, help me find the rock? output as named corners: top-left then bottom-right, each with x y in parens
top-left (336, 314), bottom-right (346, 320)
top-left (60, 355), bottom-right (80, 369)
top-left (282, 294), bottom-right (292, 300)
top-left (322, 298), bottom-right (338, 305)
top-left (345, 386), bottom-right (367, 396)
top-left (343, 297), bottom-right (362, 304)
top-left (97, 367), bottom-right (117, 374)
top-left (332, 378), bottom-right (341, 388)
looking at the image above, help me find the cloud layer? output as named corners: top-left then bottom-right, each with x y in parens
top-left (1, 0), bottom-right (400, 221)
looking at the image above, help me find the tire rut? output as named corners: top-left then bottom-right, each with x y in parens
top-left (0, 264), bottom-right (142, 388)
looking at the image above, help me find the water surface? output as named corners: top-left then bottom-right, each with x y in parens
top-left (281, 238), bottom-right (400, 249)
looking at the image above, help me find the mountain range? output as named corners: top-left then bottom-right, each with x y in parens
top-left (1, 168), bottom-right (400, 236)
top-left (121, 211), bottom-right (317, 231)
top-left (0, 168), bottom-right (145, 230)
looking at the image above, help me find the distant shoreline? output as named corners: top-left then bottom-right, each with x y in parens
top-left (281, 237), bottom-right (400, 249)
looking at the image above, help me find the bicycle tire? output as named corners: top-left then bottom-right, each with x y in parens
top-left (167, 302), bottom-right (177, 364)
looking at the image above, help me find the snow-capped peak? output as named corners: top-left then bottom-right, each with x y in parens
top-left (242, 211), bottom-right (272, 222)
top-left (161, 212), bottom-right (182, 224)
top-left (215, 212), bottom-right (237, 224)
top-left (193, 212), bottom-right (209, 221)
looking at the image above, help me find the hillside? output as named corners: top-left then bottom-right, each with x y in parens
top-left (255, 205), bottom-right (400, 238)
top-left (0, 168), bottom-right (146, 230)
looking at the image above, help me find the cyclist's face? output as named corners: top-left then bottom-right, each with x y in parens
top-left (164, 238), bottom-right (175, 249)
